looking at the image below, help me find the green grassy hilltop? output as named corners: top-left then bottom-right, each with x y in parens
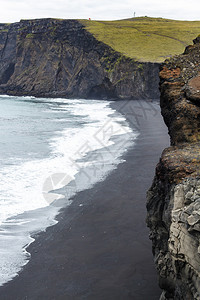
top-left (80, 17), bottom-right (200, 62)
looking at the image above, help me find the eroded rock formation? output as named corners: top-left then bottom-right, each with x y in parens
top-left (0, 19), bottom-right (159, 99)
top-left (147, 37), bottom-right (200, 299)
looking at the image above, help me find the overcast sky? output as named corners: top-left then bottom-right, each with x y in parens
top-left (0, 0), bottom-right (200, 23)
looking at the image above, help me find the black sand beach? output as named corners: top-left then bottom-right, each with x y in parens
top-left (0, 100), bottom-right (169, 300)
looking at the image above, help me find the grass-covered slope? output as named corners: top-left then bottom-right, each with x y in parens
top-left (80, 17), bottom-right (200, 62)
top-left (0, 19), bottom-right (160, 99)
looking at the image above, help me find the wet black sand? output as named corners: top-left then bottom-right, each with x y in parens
top-left (0, 100), bottom-right (169, 300)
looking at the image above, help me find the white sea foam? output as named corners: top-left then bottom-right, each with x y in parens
top-left (0, 99), bottom-right (134, 224)
top-left (0, 96), bottom-right (138, 286)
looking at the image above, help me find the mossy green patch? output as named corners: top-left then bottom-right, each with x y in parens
top-left (80, 17), bottom-right (200, 63)
top-left (26, 33), bottom-right (35, 39)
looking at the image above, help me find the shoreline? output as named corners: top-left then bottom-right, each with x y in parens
top-left (0, 100), bottom-right (169, 299)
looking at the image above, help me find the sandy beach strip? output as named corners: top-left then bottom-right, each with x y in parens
top-left (0, 100), bottom-right (169, 300)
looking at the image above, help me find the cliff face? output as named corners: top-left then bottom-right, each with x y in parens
top-left (147, 38), bottom-right (200, 299)
top-left (0, 19), bottom-right (159, 99)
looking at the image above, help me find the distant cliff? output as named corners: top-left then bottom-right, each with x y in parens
top-left (147, 37), bottom-right (200, 299)
top-left (0, 18), bottom-right (159, 99)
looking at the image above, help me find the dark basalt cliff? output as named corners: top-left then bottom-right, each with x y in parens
top-left (147, 37), bottom-right (200, 299)
top-left (0, 19), bottom-right (159, 99)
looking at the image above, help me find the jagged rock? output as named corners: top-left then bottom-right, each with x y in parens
top-left (147, 36), bottom-right (200, 299)
top-left (0, 19), bottom-right (159, 99)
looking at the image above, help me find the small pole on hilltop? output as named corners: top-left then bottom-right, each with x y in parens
top-left (134, 12), bottom-right (136, 17)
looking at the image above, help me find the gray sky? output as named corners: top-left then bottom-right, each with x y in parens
top-left (1, 0), bottom-right (200, 23)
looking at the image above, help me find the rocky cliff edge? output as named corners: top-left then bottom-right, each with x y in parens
top-left (147, 37), bottom-right (200, 299)
top-left (0, 19), bottom-right (159, 99)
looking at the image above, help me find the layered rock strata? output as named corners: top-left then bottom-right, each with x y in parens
top-left (147, 37), bottom-right (200, 299)
top-left (0, 19), bottom-right (159, 99)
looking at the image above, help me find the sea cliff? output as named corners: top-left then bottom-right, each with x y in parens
top-left (147, 37), bottom-right (200, 299)
top-left (0, 19), bottom-right (159, 99)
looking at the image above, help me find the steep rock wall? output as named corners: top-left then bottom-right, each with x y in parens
top-left (147, 38), bottom-right (200, 299)
top-left (0, 19), bottom-right (159, 99)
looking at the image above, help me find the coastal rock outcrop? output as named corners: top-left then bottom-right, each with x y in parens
top-left (0, 19), bottom-right (159, 99)
top-left (147, 37), bottom-right (200, 299)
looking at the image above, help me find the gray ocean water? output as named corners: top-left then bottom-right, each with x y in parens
top-left (0, 95), bottom-right (138, 286)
